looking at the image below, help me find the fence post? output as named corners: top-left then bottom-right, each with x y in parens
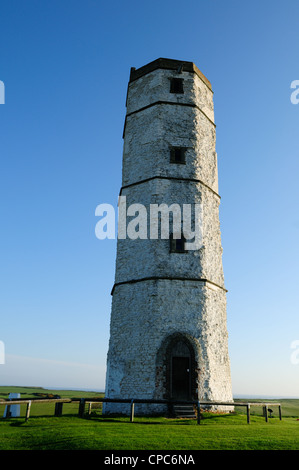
top-left (197, 401), bottom-right (201, 425)
top-left (25, 401), bottom-right (31, 422)
top-left (54, 402), bottom-right (63, 417)
top-left (88, 402), bottom-right (92, 415)
top-left (78, 398), bottom-right (86, 418)
top-left (246, 404), bottom-right (250, 424)
top-left (264, 405), bottom-right (268, 422)
top-left (4, 405), bottom-right (11, 419)
top-left (278, 405), bottom-right (282, 421)
top-left (130, 400), bottom-right (135, 423)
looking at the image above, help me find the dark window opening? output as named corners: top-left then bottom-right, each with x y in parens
top-left (170, 147), bottom-right (186, 164)
top-left (170, 234), bottom-right (187, 253)
top-left (170, 78), bottom-right (184, 94)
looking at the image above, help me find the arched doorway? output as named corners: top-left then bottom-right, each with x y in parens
top-left (155, 332), bottom-right (198, 402)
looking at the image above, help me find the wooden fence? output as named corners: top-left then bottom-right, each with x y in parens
top-left (0, 397), bottom-right (282, 425)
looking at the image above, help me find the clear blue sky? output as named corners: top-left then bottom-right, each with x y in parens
top-left (0, 0), bottom-right (298, 397)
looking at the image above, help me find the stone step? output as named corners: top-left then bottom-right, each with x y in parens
top-left (172, 404), bottom-right (196, 418)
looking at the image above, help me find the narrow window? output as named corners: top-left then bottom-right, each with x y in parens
top-left (170, 147), bottom-right (186, 164)
top-left (170, 234), bottom-right (187, 253)
top-left (170, 78), bottom-right (184, 94)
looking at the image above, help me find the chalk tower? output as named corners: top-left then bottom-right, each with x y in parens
top-left (103, 58), bottom-right (233, 415)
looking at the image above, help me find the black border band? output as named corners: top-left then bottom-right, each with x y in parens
top-left (111, 277), bottom-right (227, 295)
top-left (124, 100), bottom-right (215, 132)
top-left (119, 175), bottom-right (220, 200)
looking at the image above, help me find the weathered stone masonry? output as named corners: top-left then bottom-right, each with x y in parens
top-left (103, 58), bottom-right (233, 415)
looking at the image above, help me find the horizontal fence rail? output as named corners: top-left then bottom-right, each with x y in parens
top-left (0, 397), bottom-right (282, 424)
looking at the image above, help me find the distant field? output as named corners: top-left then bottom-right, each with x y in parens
top-left (0, 385), bottom-right (104, 417)
top-left (0, 386), bottom-right (298, 450)
top-left (0, 385), bottom-right (104, 399)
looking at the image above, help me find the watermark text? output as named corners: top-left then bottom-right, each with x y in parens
top-left (0, 341), bottom-right (5, 364)
top-left (0, 81), bottom-right (4, 104)
top-left (290, 340), bottom-right (299, 365)
top-left (95, 197), bottom-right (203, 250)
top-left (290, 80), bottom-right (299, 104)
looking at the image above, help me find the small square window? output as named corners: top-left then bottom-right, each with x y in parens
top-left (170, 234), bottom-right (187, 253)
top-left (170, 78), bottom-right (184, 94)
top-left (170, 147), bottom-right (186, 164)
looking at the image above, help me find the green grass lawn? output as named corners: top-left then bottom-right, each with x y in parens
top-left (0, 386), bottom-right (299, 450)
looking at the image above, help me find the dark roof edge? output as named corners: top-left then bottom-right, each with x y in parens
top-left (129, 58), bottom-right (213, 92)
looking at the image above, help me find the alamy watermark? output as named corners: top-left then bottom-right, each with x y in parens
top-left (0, 341), bottom-right (5, 364)
top-left (290, 340), bottom-right (299, 365)
top-left (290, 80), bottom-right (299, 104)
top-left (0, 81), bottom-right (4, 104)
top-left (95, 196), bottom-right (203, 250)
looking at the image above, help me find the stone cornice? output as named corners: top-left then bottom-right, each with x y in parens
top-left (129, 58), bottom-right (213, 93)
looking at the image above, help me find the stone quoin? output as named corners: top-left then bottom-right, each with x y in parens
top-left (103, 58), bottom-right (233, 415)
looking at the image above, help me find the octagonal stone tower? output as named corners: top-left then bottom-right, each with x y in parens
top-left (103, 58), bottom-right (233, 415)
